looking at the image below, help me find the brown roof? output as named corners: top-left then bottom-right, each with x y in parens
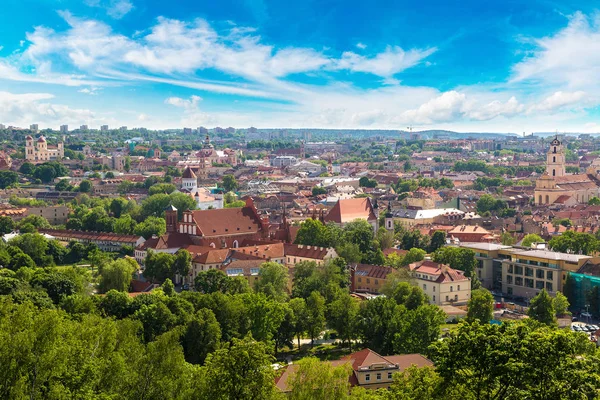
top-left (182, 166), bottom-right (197, 179)
top-left (411, 260), bottom-right (469, 283)
top-left (323, 197), bottom-right (377, 224)
top-left (232, 243), bottom-right (285, 261)
top-left (38, 228), bottom-right (142, 244)
top-left (355, 264), bottom-right (393, 279)
top-left (154, 233), bottom-right (195, 249)
top-left (193, 248), bottom-right (230, 264)
top-left (189, 206), bottom-right (262, 237)
top-left (284, 244), bottom-right (332, 260)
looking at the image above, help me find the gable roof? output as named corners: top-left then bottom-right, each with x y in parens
top-left (284, 244), bottom-right (335, 260)
top-left (189, 206), bottom-right (262, 237)
top-left (323, 197), bottom-right (376, 224)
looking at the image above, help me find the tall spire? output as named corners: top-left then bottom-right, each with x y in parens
top-left (204, 133), bottom-right (213, 149)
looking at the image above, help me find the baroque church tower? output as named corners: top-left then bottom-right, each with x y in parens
top-left (546, 137), bottom-right (565, 178)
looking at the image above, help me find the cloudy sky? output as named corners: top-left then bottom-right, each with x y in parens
top-left (1, 0), bottom-right (600, 133)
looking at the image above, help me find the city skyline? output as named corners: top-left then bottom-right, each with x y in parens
top-left (1, 0), bottom-right (600, 132)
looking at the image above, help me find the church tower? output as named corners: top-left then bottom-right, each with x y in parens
top-left (546, 137), bottom-right (565, 178)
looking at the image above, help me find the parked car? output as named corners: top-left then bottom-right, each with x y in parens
top-left (572, 316), bottom-right (578, 322)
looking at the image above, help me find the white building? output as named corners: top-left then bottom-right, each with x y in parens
top-left (409, 260), bottom-right (471, 306)
top-left (30, 124), bottom-right (39, 131)
top-left (60, 125), bottom-right (69, 133)
top-left (271, 156), bottom-right (297, 167)
top-left (179, 166), bottom-right (223, 209)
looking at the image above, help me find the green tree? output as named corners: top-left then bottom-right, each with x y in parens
top-left (428, 230), bottom-right (446, 253)
top-left (500, 231), bottom-right (516, 246)
top-left (55, 178), bottom-right (73, 192)
top-left (169, 191), bottom-right (197, 218)
top-left (289, 297), bottom-right (308, 348)
top-left (99, 258), bottom-right (137, 293)
top-left (553, 291), bottom-right (570, 317)
top-left (194, 269), bottom-right (230, 294)
top-left (312, 186), bottom-right (327, 196)
top-left (172, 249), bottom-right (192, 278)
top-left (589, 196), bottom-right (600, 205)
top-left (295, 218), bottom-right (332, 248)
top-left (401, 248), bottom-right (426, 266)
top-left (327, 292), bottom-right (359, 347)
top-left (114, 214), bottom-right (137, 234)
top-left (221, 174), bottom-right (238, 192)
top-left (182, 308), bottom-right (222, 365)
top-left (78, 179), bottom-right (93, 193)
top-left (0, 171), bottom-right (18, 188)
top-left (134, 216), bottom-right (167, 239)
top-left (203, 336), bottom-right (276, 400)
top-left (432, 247), bottom-right (477, 280)
top-left (467, 289), bottom-right (494, 323)
top-left (9, 233), bottom-right (50, 266)
top-left (527, 289), bottom-right (556, 326)
top-left (148, 183), bottom-right (177, 196)
top-left (255, 261), bottom-right (289, 301)
top-left (305, 291), bottom-right (326, 347)
top-left (0, 216), bottom-right (14, 235)
top-left (144, 251), bottom-right (175, 283)
top-left (288, 357), bottom-right (352, 400)
top-left (140, 194), bottom-right (171, 218)
top-left (522, 233), bottom-right (543, 248)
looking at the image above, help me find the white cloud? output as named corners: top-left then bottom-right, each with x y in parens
top-left (137, 113), bottom-right (148, 121)
top-left (401, 91), bottom-right (467, 124)
top-left (356, 42), bottom-right (367, 49)
top-left (528, 90), bottom-right (587, 112)
top-left (0, 91), bottom-right (97, 127)
top-left (336, 46), bottom-right (436, 78)
top-left (512, 12), bottom-right (600, 89)
top-left (469, 96), bottom-right (524, 121)
top-left (85, 0), bottom-right (134, 19)
top-left (165, 95), bottom-right (202, 111)
top-left (78, 86), bottom-right (101, 95)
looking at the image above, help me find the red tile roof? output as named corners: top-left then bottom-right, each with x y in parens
top-left (284, 244), bottom-right (333, 260)
top-left (190, 206), bottom-right (262, 237)
top-left (323, 197), bottom-right (377, 224)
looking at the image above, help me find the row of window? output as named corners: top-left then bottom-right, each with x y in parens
top-left (357, 277), bottom-right (379, 285)
top-left (506, 275), bottom-right (553, 291)
top-left (507, 265), bottom-right (554, 280)
top-left (365, 372), bottom-right (393, 382)
top-left (423, 284), bottom-right (460, 292)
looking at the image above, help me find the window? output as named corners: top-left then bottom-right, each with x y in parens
top-left (457, 285), bottom-right (461, 291)
top-left (507, 287), bottom-right (513, 295)
top-left (525, 267), bottom-right (533, 277)
top-left (515, 266), bottom-right (523, 275)
top-left (507, 265), bottom-right (514, 274)
top-left (365, 374), bottom-right (370, 382)
top-left (515, 277), bottom-right (523, 286)
top-left (433, 295), bottom-right (436, 302)
top-left (547, 271), bottom-right (553, 280)
top-left (358, 278), bottom-right (362, 282)
top-left (536, 269), bottom-right (544, 279)
top-left (423, 284), bottom-right (427, 290)
top-left (376, 373), bottom-right (381, 381)
top-left (445, 296), bottom-right (449, 302)
top-left (525, 278), bottom-right (534, 288)
top-left (546, 282), bottom-right (553, 292)
top-left (433, 287), bottom-right (436, 292)
top-left (450, 286), bottom-right (453, 292)
top-left (366, 279), bottom-right (371, 284)
top-left (506, 275), bottom-right (513, 284)
top-left (536, 280), bottom-right (544, 289)
top-left (388, 372), bottom-right (393, 380)
top-left (455, 295), bottom-right (458, 301)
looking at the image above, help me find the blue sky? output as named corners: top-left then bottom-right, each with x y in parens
top-left (0, 0), bottom-right (599, 132)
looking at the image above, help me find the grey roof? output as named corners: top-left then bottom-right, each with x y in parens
top-left (458, 243), bottom-right (512, 251)
top-left (512, 249), bottom-right (592, 262)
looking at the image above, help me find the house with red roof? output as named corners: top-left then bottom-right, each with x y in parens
top-left (409, 260), bottom-right (471, 306)
top-left (275, 348), bottom-right (432, 392)
top-left (323, 197), bottom-right (378, 230)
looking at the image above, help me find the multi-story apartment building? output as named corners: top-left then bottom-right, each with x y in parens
top-left (502, 249), bottom-right (595, 299)
top-left (458, 243), bottom-right (513, 291)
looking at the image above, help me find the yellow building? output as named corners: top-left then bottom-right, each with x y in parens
top-left (535, 137), bottom-right (600, 205)
top-left (25, 135), bottom-right (64, 162)
top-left (501, 249), bottom-right (597, 299)
top-left (409, 260), bottom-right (471, 306)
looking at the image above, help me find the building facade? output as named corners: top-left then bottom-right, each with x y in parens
top-left (25, 136), bottom-right (64, 162)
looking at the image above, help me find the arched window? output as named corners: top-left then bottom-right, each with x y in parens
top-left (210, 242), bottom-right (216, 248)
top-left (553, 156), bottom-right (556, 163)
top-left (539, 195), bottom-right (542, 204)
top-left (553, 169), bottom-right (556, 176)
top-left (545, 195), bottom-right (549, 204)
top-left (553, 146), bottom-right (557, 153)
top-left (232, 240), bottom-right (239, 248)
